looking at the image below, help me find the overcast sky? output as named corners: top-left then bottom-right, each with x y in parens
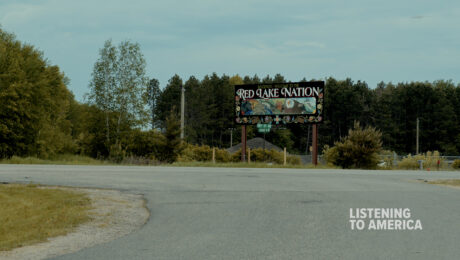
top-left (1, 0), bottom-right (459, 101)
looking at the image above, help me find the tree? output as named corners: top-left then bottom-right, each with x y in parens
top-left (157, 110), bottom-right (183, 163)
top-left (0, 28), bottom-right (74, 158)
top-left (146, 78), bottom-right (161, 129)
top-left (87, 39), bottom-right (148, 151)
top-left (324, 122), bottom-right (382, 169)
top-left (154, 75), bottom-right (182, 128)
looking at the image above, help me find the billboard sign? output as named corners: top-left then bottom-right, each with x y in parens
top-left (235, 81), bottom-right (324, 125)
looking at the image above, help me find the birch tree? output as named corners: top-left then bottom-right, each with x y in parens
top-left (88, 39), bottom-right (148, 149)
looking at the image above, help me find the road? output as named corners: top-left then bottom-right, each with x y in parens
top-left (0, 165), bottom-right (459, 260)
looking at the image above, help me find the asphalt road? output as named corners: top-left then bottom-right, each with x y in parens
top-left (1, 165), bottom-right (459, 260)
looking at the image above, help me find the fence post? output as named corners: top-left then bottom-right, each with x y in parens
top-left (248, 148), bottom-right (251, 163)
top-left (212, 147), bottom-right (215, 164)
top-left (284, 147), bottom-right (287, 166)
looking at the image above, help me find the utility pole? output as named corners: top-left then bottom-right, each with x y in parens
top-left (180, 85), bottom-right (185, 139)
top-left (416, 117), bottom-right (419, 154)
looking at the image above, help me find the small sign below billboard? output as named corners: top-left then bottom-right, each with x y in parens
top-left (257, 123), bottom-right (272, 133)
top-left (234, 81), bottom-right (324, 125)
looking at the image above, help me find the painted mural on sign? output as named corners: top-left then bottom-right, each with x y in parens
top-left (234, 81), bottom-right (324, 125)
top-left (240, 97), bottom-right (316, 116)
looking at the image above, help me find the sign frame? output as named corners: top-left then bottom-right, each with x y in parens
top-left (234, 81), bottom-right (324, 125)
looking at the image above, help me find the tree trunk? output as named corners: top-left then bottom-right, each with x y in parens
top-left (105, 112), bottom-right (110, 144)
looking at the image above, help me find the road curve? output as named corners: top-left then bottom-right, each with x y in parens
top-left (0, 165), bottom-right (459, 260)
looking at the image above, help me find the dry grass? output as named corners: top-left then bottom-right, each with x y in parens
top-left (0, 184), bottom-right (91, 251)
top-left (0, 154), bottom-right (109, 165)
top-left (170, 161), bottom-right (337, 169)
top-left (427, 179), bottom-right (460, 187)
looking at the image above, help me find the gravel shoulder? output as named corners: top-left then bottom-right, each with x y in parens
top-left (0, 187), bottom-right (150, 260)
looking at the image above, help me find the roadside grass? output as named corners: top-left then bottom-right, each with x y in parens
top-left (427, 179), bottom-right (460, 187)
top-left (0, 155), bottom-right (338, 168)
top-left (171, 161), bottom-right (337, 169)
top-left (0, 154), bottom-right (109, 165)
top-left (0, 184), bottom-right (92, 251)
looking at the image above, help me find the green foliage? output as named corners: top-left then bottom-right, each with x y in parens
top-left (146, 78), bottom-right (161, 129)
top-left (0, 154), bottom-right (106, 165)
top-left (324, 122), bottom-right (382, 169)
top-left (397, 151), bottom-right (444, 170)
top-left (183, 73), bottom-right (234, 147)
top-left (2, 27), bottom-right (460, 163)
top-left (125, 129), bottom-right (163, 159)
top-left (452, 160), bottom-right (460, 169)
top-left (0, 28), bottom-right (74, 159)
top-left (178, 144), bottom-right (231, 163)
top-left (156, 111), bottom-right (183, 163)
top-left (87, 39), bottom-right (148, 151)
top-left (155, 75), bottom-right (182, 128)
top-left (230, 148), bottom-right (301, 165)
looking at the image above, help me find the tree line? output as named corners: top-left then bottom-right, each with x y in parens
top-left (1, 28), bottom-right (459, 161)
top-left (154, 74), bottom-right (460, 156)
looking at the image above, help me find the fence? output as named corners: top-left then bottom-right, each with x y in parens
top-left (295, 154), bottom-right (460, 166)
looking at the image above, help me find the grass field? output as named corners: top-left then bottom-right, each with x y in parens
top-left (0, 184), bottom-right (91, 251)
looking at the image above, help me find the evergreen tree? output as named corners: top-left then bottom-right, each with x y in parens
top-left (158, 110), bottom-right (182, 163)
top-left (146, 78), bottom-right (161, 129)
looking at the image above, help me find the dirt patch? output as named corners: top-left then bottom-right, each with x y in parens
top-left (0, 187), bottom-right (149, 260)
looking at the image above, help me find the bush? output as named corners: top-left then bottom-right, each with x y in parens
top-left (452, 159), bottom-right (460, 169)
top-left (230, 148), bottom-right (301, 165)
top-left (156, 111), bottom-right (183, 163)
top-left (178, 144), bottom-right (230, 163)
top-left (125, 129), bottom-right (164, 159)
top-left (324, 122), bottom-right (382, 169)
top-left (397, 151), bottom-right (444, 170)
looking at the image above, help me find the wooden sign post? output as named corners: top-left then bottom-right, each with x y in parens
top-left (241, 125), bottom-right (247, 162)
top-left (312, 124), bottom-right (318, 166)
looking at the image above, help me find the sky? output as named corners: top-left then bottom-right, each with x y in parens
top-left (1, 0), bottom-right (459, 101)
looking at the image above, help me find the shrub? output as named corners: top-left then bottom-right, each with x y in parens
top-left (452, 159), bottom-right (460, 169)
top-left (109, 143), bottom-right (126, 163)
top-left (322, 145), bottom-right (338, 167)
top-left (178, 144), bottom-right (230, 163)
top-left (324, 122), bottom-right (382, 169)
top-left (156, 111), bottom-right (183, 163)
top-left (397, 151), bottom-right (445, 170)
top-left (126, 129), bottom-right (164, 159)
top-left (230, 148), bottom-right (301, 165)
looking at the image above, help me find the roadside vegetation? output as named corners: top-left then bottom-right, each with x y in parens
top-left (0, 154), bottom-right (108, 165)
top-left (171, 161), bottom-right (334, 169)
top-left (0, 184), bottom-right (91, 251)
top-left (452, 160), bottom-right (460, 169)
top-left (1, 27), bottom-right (460, 168)
top-left (323, 122), bottom-right (382, 169)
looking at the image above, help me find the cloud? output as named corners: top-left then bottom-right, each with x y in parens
top-left (1, 0), bottom-right (459, 100)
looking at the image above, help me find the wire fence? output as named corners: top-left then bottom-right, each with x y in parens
top-left (297, 154), bottom-right (460, 166)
